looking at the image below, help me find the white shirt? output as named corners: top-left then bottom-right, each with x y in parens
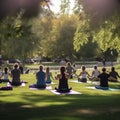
top-left (93, 69), bottom-right (100, 78)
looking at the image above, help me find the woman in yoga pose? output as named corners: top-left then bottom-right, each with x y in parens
top-left (55, 66), bottom-right (72, 93)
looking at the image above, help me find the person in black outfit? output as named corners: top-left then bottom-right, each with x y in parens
top-left (95, 67), bottom-right (110, 90)
top-left (55, 66), bottom-right (72, 93)
top-left (109, 67), bottom-right (120, 82)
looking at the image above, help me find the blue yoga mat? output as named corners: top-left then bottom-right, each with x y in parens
top-left (86, 86), bottom-right (120, 91)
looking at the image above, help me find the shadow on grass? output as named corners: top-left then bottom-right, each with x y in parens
top-left (0, 93), bottom-right (120, 120)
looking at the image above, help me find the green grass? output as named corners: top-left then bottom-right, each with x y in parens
top-left (0, 71), bottom-right (120, 120)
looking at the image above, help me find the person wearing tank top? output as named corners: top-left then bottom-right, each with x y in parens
top-left (78, 66), bottom-right (90, 83)
top-left (55, 66), bottom-right (72, 93)
top-left (45, 67), bottom-right (53, 84)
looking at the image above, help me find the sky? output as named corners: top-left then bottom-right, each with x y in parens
top-left (50, 0), bottom-right (75, 13)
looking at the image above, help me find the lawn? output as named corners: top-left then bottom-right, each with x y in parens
top-left (0, 69), bottom-right (120, 120)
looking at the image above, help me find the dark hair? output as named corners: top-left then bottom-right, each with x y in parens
top-left (39, 65), bottom-right (43, 71)
top-left (60, 67), bottom-right (65, 74)
top-left (67, 62), bottom-right (71, 66)
top-left (4, 67), bottom-right (8, 74)
top-left (94, 66), bottom-right (97, 69)
top-left (102, 67), bottom-right (106, 72)
top-left (82, 66), bottom-right (86, 71)
top-left (111, 67), bottom-right (115, 71)
top-left (14, 63), bottom-right (19, 68)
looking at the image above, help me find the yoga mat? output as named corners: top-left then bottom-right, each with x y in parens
top-left (46, 82), bottom-right (56, 85)
top-left (30, 86), bottom-right (52, 90)
top-left (21, 83), bottom-right (26, 87)
top-left (86, 86), bottom-right (120, 91)
top-left (6, 82), bottom-right (26, 87)
top-left (49, 90), bottom-right (82, 95)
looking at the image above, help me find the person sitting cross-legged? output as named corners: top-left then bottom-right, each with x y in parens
top-left (29, 65), bottom-right (46, 89)
top-left (78, 66), bottom-right (90, 83)
top-left (10, 63), bottom-right (27, 86)
top-left (10, 63), bottom-right (22, 86)
top-left (0, 67), bottom-right (10, 82)
top-left (95, 67), bottom-right (110, 90)
top-left (45, 67), bottom-right (54, 84)
top-left (55, 66), bottom-right (72, 93)
top-left (88, 66), bottom-right (100, 82)
top-left (108, 67), bottom-right (120, 82)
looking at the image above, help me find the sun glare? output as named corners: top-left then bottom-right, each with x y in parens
top-left (50, 0), bottom-right (75, 14)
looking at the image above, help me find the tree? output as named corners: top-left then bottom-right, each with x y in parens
top-left (73, 18), bottom-right (90, 52)
top-left (93, 13), bottom-right (120, 53)
top-left (0, 9), bottom-right (39, 59)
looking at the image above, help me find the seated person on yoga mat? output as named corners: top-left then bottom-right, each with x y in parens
top-left (0, 67), bottom-right (10, 82)
top-left (55, 66), bottom-right (72, 93)
top-left (95, 67), bottom-right (110, 90)
top-left (45, 67), bottom-right (54, 84)
top-left (108, 67), bottom-right (120, 82)
top-left (66, 62), bottom-right (74, 79)
top-left (10, 63), bottom-right (27, 86)
top-left (89, 66), bottom-right (100, 81)
top-left (29, 65), bottom-right (46, 89)
top-left (0, 67), bottom-right (13, 90)
top-left (78, 66), bottom-right (90, 83)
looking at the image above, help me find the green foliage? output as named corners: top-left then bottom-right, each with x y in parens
top-left (0, 9), bottom-right (39, 59)
top-left (73, 18), bottom-right (90, 52)
top-left (93, 14), bottom-right (120, 53)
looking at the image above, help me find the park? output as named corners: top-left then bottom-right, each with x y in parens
top-left (0, 0), bottom-right (120, 120)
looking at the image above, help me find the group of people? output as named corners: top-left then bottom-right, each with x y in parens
top-left (0, 63), bottom-right (27, 90)
top-left (78, 65), bottom-right (120, 89)
top-left (60, 61), bottom-right (77, 79)
top-left (29, 65), bottom-right (53, 89)
top-left (0, 61), bottom-right (120, 92)
top-left (29, 64), bottom-right (72, 93)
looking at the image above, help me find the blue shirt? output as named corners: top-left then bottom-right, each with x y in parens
top-left (36, 71), bottom-right (46, 85)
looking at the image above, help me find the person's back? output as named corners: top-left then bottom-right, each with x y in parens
top-left (109, 71), bottom-right (118, 79)
top-left (11, 64), bottom-right (21, 83)
top-left (58, 73), bottom-right (68, 90)
top-left (109, 67), bottom-right (120, 82)
top-left (55, 66), bottom-right (72, 92)
top-left (45, 67), bottom-right (52, 84)
top-left (98, 68), bottom-right (109, 87)
top-left (36, 70), bottom-right (45, 85)
top-left (29, 65), bottom-right (46, 89)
